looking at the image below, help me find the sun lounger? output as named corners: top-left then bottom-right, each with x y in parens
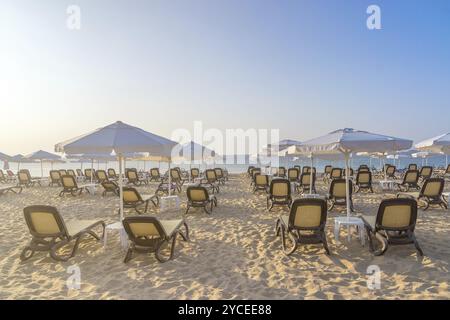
top-left (327, 178), bottom-right (354, 212)
top-left (275, 198), bottom-right (329, 255)
top-left (394, 170), bottom-right (420, 191)
top-left (355, 171), bottom-right (373, 193)
top-left (360, 198), bottom-right (422, 256)
top-left (21, 205), bottom-right (105, 261)
top-left (185, 186), bottom-right (217, 214)
top-left (0, 184), bottom-right (22, 195)
top-left (267, 179), bottom-right (292, 211)
top-left (123, 187), bottom-right (159, 214)
top-left (253, 173), bottom-right (269, 193)
top-left (397, 178), bottom-right (447, 210)
top-left (122, 216), bottom-right (189, 263)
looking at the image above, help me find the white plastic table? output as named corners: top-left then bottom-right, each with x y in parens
top-left (80, 183), bottom-right (97, 194)
top-left (443, 193), bottom-right (450, 207)
top-left (103, 222), bottom-right (128, 250)
top-left (160, 195), bottom-right (180, 212)
top-left (334, 216), bottom-right (365, 246)
top-left (378, 180), bottom-right (396, 191)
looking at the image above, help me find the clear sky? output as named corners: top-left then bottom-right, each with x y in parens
top-left (1, 0), bottom-right (449, 155)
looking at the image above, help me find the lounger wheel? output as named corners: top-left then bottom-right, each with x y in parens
top-left (20, 247), bottom-right (35, 261)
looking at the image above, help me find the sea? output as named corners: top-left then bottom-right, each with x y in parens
top-left (2, 154), bottom-right (449, 177)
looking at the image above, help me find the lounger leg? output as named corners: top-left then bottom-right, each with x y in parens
top-left (178, 222), bottom-right (190, 242)
top-left (321, 232), bottom-right (330, 255)
top-left (410, 232), bottom-right (423, 256)
top-left (123, 247), bottom-right (133, 263)
top-left (185, 204), bottom-right (191, 215)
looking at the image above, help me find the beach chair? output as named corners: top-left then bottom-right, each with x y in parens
top-left (0, 169), bottom-right (6, 183)
top-left (275, 198), bottom-right (329, 255)
top-left (107, 168), bottom-right (117, 180)
top-left (59, 175), bottom-right (91, 196)
top-left (201, 169), bottom-right (220, 193)
top-left (397, 178), bottom-right (447, 210)
top-left (126, 168), bottom-right (147, 186)
top-left (419, 166), bottom-right (433, 181)
top-left (18, 170), bottom-right (39, 187)
top-left (190, 168), bottom-right (200, 181)
top-left (247, 166), bottom-right (255, 177)
top-left (122, 216), bottom-right (189, 263)
top-left (0, 184), bottom-right (23, 196)
top-left (59, 169), bottom-right (67, 176)
top-left (253, 173), bottom-right (269, 193)
top-left (49, 170), bottom-right (62, 187)
top-left (214, 168), bottom-right (226, 185)
top-left (296, 172), bottom-right (316, 194)
top-left (123, 187), bottom-right (159, 214)
top-left (408, 164), bottom-right (418, 171)
top-left (20, 205), bottom-right (105, 261)
top-left (148, 168), bottom-right (161, 182)
top-left (323, 165), bottom-right (332, 183)
top-left (394, 170), bottom-right (420, 192)
top-left (267, 179), bottom-right (292, 211)
top-left (327, 178), bottom-right (354, 212)
top-left (294, 165), bottom-right (302, 173)
top-left (101, 180), bottom-right (119, 197)
top-left (385, 165), bottom-right (397, 179)
top-left (287, 168), bottom-right (299, 182)
top-left (330, 168), bottom-right (343, 181)
top-left (76, 169), bottom-right (85, 181)
top-left (358, 164), bottom-right (370, 172)
top-left (250, 168), bottom-right (261, 186)
top-left (355, 171), bottom-right (373, 193)
top-left (170, 168), bottom-right (187, 192)
top-left (360, 198), bottom-right (423, 256)
top-left (84, 168), bottom-right (95, 182)
top-left (67, 169), bottom-right (76, 178)
top-left (95, 169), bottom-right (109, 183)
top-left (277, 167), bottom-right (287, 178)
top-left (185, 186), bottom-right (217, 214)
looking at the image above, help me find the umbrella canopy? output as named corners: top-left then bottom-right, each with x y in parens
top-left (55, 121), bottom-right (178, 220)
top-left (289, 128), bottom-right (413, 217)
top-left (415, 133), bottom-right (450, 154)
top-left (294, 128), bottom-right (412, 155)
top-left (24, 150), bottom-right (63, 177)
top-left (25, 150), bottom-right (62, 161)
top-left (55, 121), bottom-right (176, 156)
top-left (0, 152), bottom-right (11, 162)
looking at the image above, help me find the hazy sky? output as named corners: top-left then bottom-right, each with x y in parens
top-left (1, 0), bottom-right (449, 155)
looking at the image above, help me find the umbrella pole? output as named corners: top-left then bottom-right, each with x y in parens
top-left (118, 154), bottom-right (124, 221)
top-left (40, 160), bottom-right (43, 178)
top-left (309, 153), bottom-right (313, 195)
top-left (446, 155), bottom-right (448, 168)
top-left (168, 161), bottom-right (172, 196)
top-left (345, 152), bottom-right (351, 218)
top-left (91, 159), bottom-right (94, 183)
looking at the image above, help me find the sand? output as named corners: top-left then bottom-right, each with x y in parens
top-left (0, 174), bottom-right (449, 300)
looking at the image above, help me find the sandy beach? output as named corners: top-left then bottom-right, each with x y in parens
top-left (0, 173), bottom-right (449, 300)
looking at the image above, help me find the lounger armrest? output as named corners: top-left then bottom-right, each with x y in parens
top-left (65, 220), bottom-right (105, 238)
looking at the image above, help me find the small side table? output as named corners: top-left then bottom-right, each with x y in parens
top-left (334, 216), bottom-right (365, 246)
top-left (160, 195), bottom-right (180, 212)
top-left (443, 193), bottom-right (450, 208)
top-left (378, 180), bottom-right (395, 191)
top-left (103, 222), bottom-right (128, 250)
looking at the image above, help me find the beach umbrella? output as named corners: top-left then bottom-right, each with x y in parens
top-left (24, 150), bottom-right (63, 178)
top-left (55, 121), bottom-right (177, 220)
top-left (416, 133), bottom-right (450, 167)
top-left (172, 141), bottom-right (216, 177)
top-left (0, 152), bottom-right (11, 170)
top-left (288, 128), bottom-right (412, 217)
top-left (412, 151), bottom-right (441, 166)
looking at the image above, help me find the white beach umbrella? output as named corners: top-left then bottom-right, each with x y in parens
top-left (55, 121), bottom-right (177, 220)
top-left (288, 128), bottom-right (412, 217)
top-left (24, 150), bottom-right (63, 178)
top-left (415, 133), bottom-right (450, 167)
